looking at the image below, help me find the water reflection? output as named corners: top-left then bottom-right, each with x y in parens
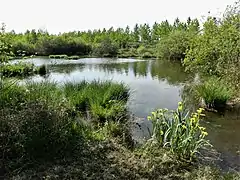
top-left (203, 113), bottom-right (240, 171)
top-left (47, 60), bottom-right (193, 85)
top-left (49, 63), bottom-right (85, 74)
top-left (150, 60), bottom-right (193, 84)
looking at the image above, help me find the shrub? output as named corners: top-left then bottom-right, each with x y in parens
top-left (142, 52), bottom-right (153, 58)
top-left (157, 30), bottom-right (194, 60)
top-left (118, 48), bottom-right (138, 58)
top-left (147, 102), bottom-right (211, 161)
top-left (195, 77), bottom-right (233, 109)
top-left (184, 14), bottom-right (240, 85)
top-left (137, 45), bottom-right (156, 58)
top-left (92, 38), bottom-right (118, 57)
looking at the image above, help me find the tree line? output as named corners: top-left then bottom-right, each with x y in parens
top-left (2, 17), bottom-right (200, 57)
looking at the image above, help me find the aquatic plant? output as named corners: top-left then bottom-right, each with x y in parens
top-left (49, 54), bottom-right (68, 59)
top-left (64, 80), bottom-right (130, 123)
top-left (195, 77), bottom-right (233, 109)
top-left (148, 102), bottom-right (211, 161)
top-left (67, 55), bottom-right (80, 60)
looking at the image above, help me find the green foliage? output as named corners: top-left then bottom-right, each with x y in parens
top-left (1, 62), bottom-right (36, 77)
top-left (64, 80), bottom-right (130, 123)
top-left (0, 79), bottom-right (130, 174)
top-left (0, 102), bottom-right (82, 161)
top-left (0, 80), bottom-right (85, 173)
top-left (0, 23), bottom-right (13, 64)
top-left (136, 45), bottom-right (156, 58)
top-left (157, 30), bottom-right (195, 60)
top-left (118, 48), bottom-right (138, 58)
top-left (68, 55), bottom-right (80, 60)
top-left (49, 55), bottom-right (84, 59)
top-left (0, 80), bottom-right (26, 108)
top-left (49, 54), bottom-right (68, 59)
top-left (92, 38), bottom-right (118, 57)
top-left (3, 17), bottom-right (202, 58)
top-left (148, 102), bottom-right (211, 161)
top-left (184, 11), bottom-right (240, 85)
top-left (195, 77), bottom-right (233, 108)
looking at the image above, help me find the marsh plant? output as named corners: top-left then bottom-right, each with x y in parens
top-left (195, 77), bottom-right (233, 109)
top-left (148, 102), bottom-right (211, 161)
top-left (64, 80), bottom-right (130, 123)
top-left (0, 62), bottom-right (46, 77)
top-left (49, 54), bottom-right (68, 59)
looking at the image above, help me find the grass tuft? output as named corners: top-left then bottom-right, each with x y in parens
top-left (195, 77), bottom-right (233, 109)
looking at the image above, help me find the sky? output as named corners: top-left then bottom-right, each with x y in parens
top-left (0, 0), bottom-right (236, 34)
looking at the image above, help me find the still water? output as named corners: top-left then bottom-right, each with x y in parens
top-left (14, 57), bottom-right (240, 171)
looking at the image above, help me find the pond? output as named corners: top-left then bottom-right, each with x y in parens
top-left (13, 57), bottom-right (240, 171)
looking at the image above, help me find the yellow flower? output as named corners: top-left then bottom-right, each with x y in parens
top-left (178, 102), bottom-right (183, 111)
top-left (197, 109), bottom-right (202, 114)
top-left (202, 131), bottom-right (208, 136)
top-left (190, 118), bottom-right (195, 122)
top-left (199, 127), bottom-right (206, 131)
top-left (193, 114), bottom-right (197, 118)
top-left (199, 108), bottom-right (205, 111)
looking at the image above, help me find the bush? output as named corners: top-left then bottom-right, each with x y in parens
top-left (92, 38), bottom-right (118, 57)
top-left (184, 15), bottom-right (240, 84)
top-left (195, 77), bottom-right (233, 109)
top-left (147, 102), bottom-right (211, 161)
top-left (137, 45), bottom-right (156, 58)
top-left (11, 41), bottom-right (36, 56)
top-left (36, 37), bottom-right (91, 56)
top-left (157, 30), bottom-right (194, 60)
top-left (118, 48), bottom-right (138, 58)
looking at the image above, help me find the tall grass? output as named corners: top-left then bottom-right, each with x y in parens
top-left (0, 79), bottom-right (130, 176)
top-left (0, 63), bottom-right (47, 77)
top-left (0, 80), bottom-right (26, 109)
top-left (0, 81), bottom-right (84, 174)
top-left (1, 63), bottom-right (35, 77)
top-left (64, 80), bottom-right (130, 123)
top-left (195, 77), bottom-right (233, 109)
top-left (147, 102), bottom-right (211, 161)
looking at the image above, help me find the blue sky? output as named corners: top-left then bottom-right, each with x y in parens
top-left (0, 0), bottom-right (236, 34)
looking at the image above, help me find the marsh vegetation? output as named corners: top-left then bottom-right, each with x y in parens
top-left (1, 1), bottom-right (240, 179)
